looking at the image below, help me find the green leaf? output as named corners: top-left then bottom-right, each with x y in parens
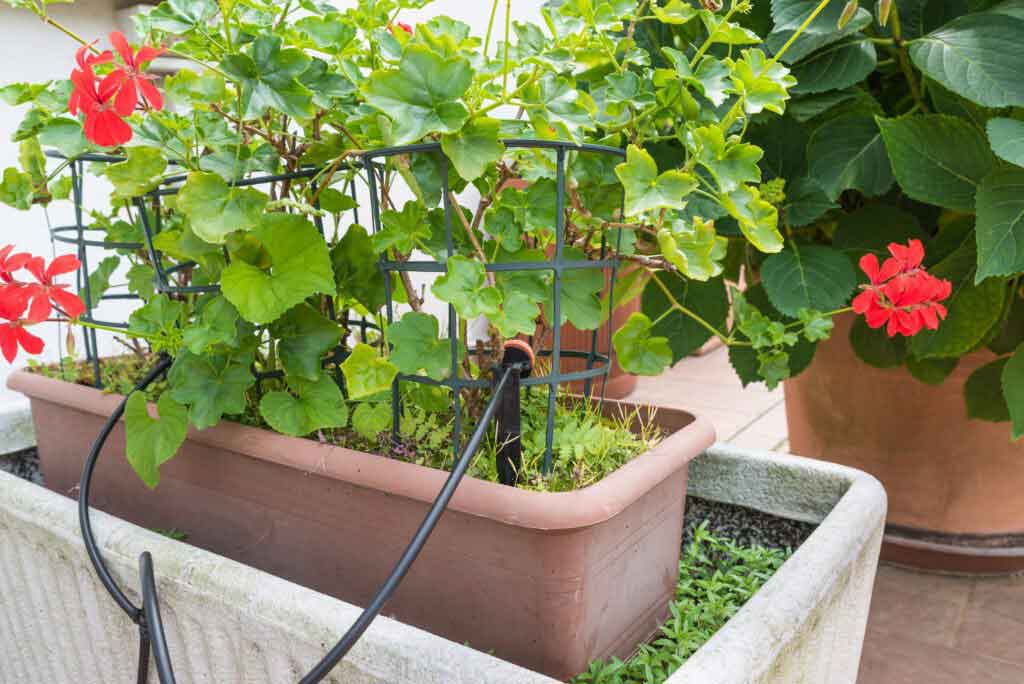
top-left (833, 204), bottom-right (927, 259)
top-left (986, 117), bottom-right (1024, 166)
top-left (910, 242), bottom-right (1007, 359)
top-left (362, 44), bottom-right (471, 144)
top-left (351, 402), bottom-right (392, 440)
top-left (0, 81), bottom-right (49, 106)
top-left (168, 350), bottom-right (254, 430)
top-left (340, 343), bottom-right (399, 400)
top-left (125, 393), bottom-right (188, 489)
top-left (1004, 344), bottom-right (1024, 438)
top-left (877, 115), bottom-right (995, 213)
top-left (176, 172), bottom-right (268, 244)
top-left (720, 185), bottom-right (784, 253)
top-left (105, 147), bottom-right (167, 199)
top-left (656, 218), bottom-right (728, 281)
top-left (0, 167), bottom-right (32, 210)
top-left (651, 0), bottom-right (699, 23)
top-left (641, 274), bottom-right (729, 363)
top-left (906, 356), bottom-right (958, 385)
top-left (909, 14), bottom-right (1024, 108)
top-left (332, 223), bottom-right (387, 312)
top-left (259, 373), bottom-right (348, 437)
top-left (85, 256), bottom-right (119, 308)
top-left (220, 35), bottom-right (315, 120)
top-left (441, 117), bottom-right (505, 181)
top-left (975, 167), bottom-right (1024, 282)
top-left (37, 117), bottom-right (88, 159)
top-left (761, 244), bottom-right (858, 317)
top-left (768, 0), bottom-right (873, 63)
top-left (143, 0), bottom-right (217, 32)
top-left (432, 255), bottom-right (502, 319)
top-left (807, 115), bottom-right (894, 200)
top-left (965, 357), bottom-right (1010, 421)
top-left (729, 49), bottom-right (797, 116)
top-left (181, 295), bottom-right (241, 354)
top-left (849, 315), bottom-right (906, 367)
top-left (748, 115), bottom-right (808, 181)
top-left (781, 177), bottom-right (837, 227)
top-left (220, 213), bottom-right (334, 324)
top-left (989, 293), bottom-right (1024, 354)
top-left (791, 38), bottom-right (877, 95)
top-left (272, 303), bottom-right (342, 381)
top-left (691, 126), bottom-right (763, 193)
top-left (612, 312), bottom-right (673, 375)
top-left (129, 294), bottom-right (184, 340)
top-left (387, 311), bottom-right (453, 380)
top-left (165, 69), bottom-right (227, 105)
top-left (295, 15), bottom-right (357, 54)
top-left (490, 290), bottom-right (541, 337)
top-left (548, 247), bottom-right (605, 330)
top-left (700, 13), bottom-right (762, 45)
top-left (615, 144), bottom-right (697, 216)
top-left (373, 200), bottom-right (431, 254)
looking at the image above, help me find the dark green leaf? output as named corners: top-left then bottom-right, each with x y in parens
top-left (641, 274), bottom-right (729, 363)
top-left (761, 244), bottom-right (858, 316)
top-left (849, 315), bottom-right (906, 367)
top-left (807, 115), bottom-right (894, 200)
top-left (965, 357), bottom-right (1010, 421)
top-left (168, 350), bottom-right (255, 430)
top-left (975, 167), bottom-right (1024, 282)
top-left (259, 373), bottom-right (348, 436)
top-left (272, 303), bottom-right (342, 381)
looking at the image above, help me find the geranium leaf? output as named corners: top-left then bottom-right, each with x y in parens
top-left (807, 115), bottom-right (893, 200)
top-left (37, 117), bottom-right (89, 159)
top-left (176, 172), bottom-right (268, 244)
top-left (691, 126), bottom-right (762, 193)
top-left (387, 311), bottom-right (454, 380)
top-left (975, 167), bottom-right (1024, 283)
top-left (372, 200), bottom-right (431, 254)
top-left (656, 219), bottom-right (727, 281)
top-left (340, 343), bottom-right (399, 400)
top-left (729, 49), bottom-right (797, 116)
top-left (125, 393), bottom-right (188, 489)
top-left (986, 117), bottom-right (1024, 167)
top-left (272, 303), bottom-right (342, 381)
top-left (168, 350), bottom-right (255, 430)
top-left (0, 167), bottom-right (32, 210)
top-left (86, 256), bottom-right (119, 308)
top-left (909, 14), bottom-right (1024, 108)
top-left (220, 213), bottom-right (334, 324)
top-left (548, 247), bottom-right (605, 330)
top-left (612, 312), bottom-right (672, 375)
top-left (362, 44), bottom-right (471, 144)
top-left (441, 117), bottom-right (505, 181)
top-left (181, 295), bottom-right (241, 354)
top-left (490, 290), bottom-right (540, 337)
top-left (877, 114), bottom-right (994, 213)
top-left (615, 144), bottom-right (697, 215)
top-left (105, 147), bottom-right (167, 199)
top-left (651, 0), bottom-right (699, 23)
top-left (720, 185), bottom-right (784, 253)
top-left (220, 35), bottom-right (315, 120)
top-left (432, 255), bottom-right (502, 319)
top-left (351, 402), bottom-right (391, 440)
top-left (760, 244), bottom-right (857, 317)
top-left (259, 373), bottom-right (348, 437)
top-left (332, 223), bottom-right (387, 312)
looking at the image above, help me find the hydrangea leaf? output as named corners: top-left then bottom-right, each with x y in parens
top-left (362, 44), bottom-right (471, 144)
top-left (105, 147), bottom-right (167, 199)
top-left (781, 177), bottom-right (838, 228)
top-left (351, 402), bottom-right (392, 440)
top-left (125, 392), bottom-right (188, 489)
top-left (387, 311), bottom-right (453, 380)
top-left (259, 373), bottom-right (348, 437)
top-left (807, 115), bottom-right (893, 200)
top-left (220, 213), bottom-right (334, 324)
top-left (791, 38), bottom-right (877, 95)
top-left (986, 117), bottom-right (1024, 167)
top-left (432, 255), bottom-right (502, 319)
top-left (975, 167), bottom-right (1024, 283)
top-left (612, 312), bottom-right (673, 375)
top-left (965, 357), bottom-right (1010, 422)
top-left (1004, 345), bottom-right (1024, 439)
top-left (272, 303), bottom-right (342, 381)
top-left (692, 126), bottom-right (763, 193)
top-left (220, 35), bottom-right (315, 120)
top-left (340, 343), bottom-right (399, 400)
top-left (168, 350), bottom-right (255, 430)
top-left (720, 185), bottom-right (784, 253)
top-left (760, 244), bottom-right (858, 317)
top-left (615, 144), bottom-right (697, 216)
top-left (641, 274), bottom-right (729, 363)
top-left (441, 117), bottom-right (505, 181)
top-left (176, 172), bottom-right (268, 244)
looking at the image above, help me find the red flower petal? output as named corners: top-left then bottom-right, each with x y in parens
top-left (86, 109), bottom-right (132, 147)
top-left (46, 254), bottom-right (81, 279)
top-left (26, 292), bottom-right (52, 324)
top-left (50, 287), bottom-right (85, 319)
top-left (0, 326), bottom-right (16, 363)
top-left (859, 254), bottom-right (880, 284)
top-left (138, 78), bottom-right (163, 111)
top-left (109, 30), bottom-right (135, 67)
top-left (114, 76), bottom-right (138, 117)
top-left (15, 326), bottom-right (45, 356)
top-left (135, 45), bottom-right (165, 65)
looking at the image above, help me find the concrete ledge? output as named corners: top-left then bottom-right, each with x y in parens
top-left (0, 443), bottom-right (885, 684)
top-left (0, 398), bottom-right (34, 455)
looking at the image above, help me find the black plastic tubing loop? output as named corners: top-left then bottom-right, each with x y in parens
top-left (299, 364), bottom-right (518, 684)
top-left (140, 551), bottom-right (177, 684)
top-left (78, 354), bottom-right (173, 622)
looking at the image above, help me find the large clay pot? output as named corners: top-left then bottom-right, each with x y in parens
top-left (785, 314), bottom-right (1024, 574)
top-left (8, 369), bottom-right (714, 679)
top-left (561, 294), bottom-right (640, 399)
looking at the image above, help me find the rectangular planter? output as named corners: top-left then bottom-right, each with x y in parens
top-left (7, 370), bottom-right (715, 679)
top-left (0, 443), bottom-right (887, 684)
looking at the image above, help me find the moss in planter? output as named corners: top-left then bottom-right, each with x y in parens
top-left (27, 356), bottom-right (659, 493)
top-left (571, 524), bottom-right (791, 684)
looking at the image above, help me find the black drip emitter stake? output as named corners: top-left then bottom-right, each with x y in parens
top-left (494, 340), bottom-right (535, 486)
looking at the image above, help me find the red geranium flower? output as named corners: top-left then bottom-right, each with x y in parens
top-left (0, 245), bottom-right (32, 284)
top-left (108, 31), bottom-right (165, 113)
top-left (852, 239), bottom-right (952, 337)
top-left (68, 43), bottom-right (113, 118)
top-left (23, 254), bottom-right (85, 323)
top-left (70, 67), bottom-right (133, 147)
top-left (388, 22), bottom-right (413, 35)
top-left (0, 292), bottom-right (43, 364)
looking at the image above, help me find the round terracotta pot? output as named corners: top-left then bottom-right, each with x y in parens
top-left (785, 314), bottom-right (1024, 574)
top-left (561, 295), bottom-right (639, 400)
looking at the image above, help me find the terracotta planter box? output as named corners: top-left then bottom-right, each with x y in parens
top-left (786, 313), bottom-right (1024, 574)
top-left (8, 369), bottom-right (714, 679)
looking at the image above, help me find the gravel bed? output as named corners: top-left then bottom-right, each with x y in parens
top-left (0, 447), bottom-right (43, 486)
top-left (683, 496), bottom-right (815, 551)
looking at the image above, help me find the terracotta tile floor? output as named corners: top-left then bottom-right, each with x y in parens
top-left (626, 347), bottom-right (1024, 684)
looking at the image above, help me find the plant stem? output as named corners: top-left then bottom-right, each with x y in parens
top-left (690, 3), bottom-right (739, 69)
top-left (650, 273), bottom-right (732, 345)
top-left (502, 0), bottom-right (512, 99)
top-left (484, 0), bottom-right (500, 59)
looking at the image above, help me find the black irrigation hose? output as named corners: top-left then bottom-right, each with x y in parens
top-left (77, 353), bottom-right (519, 684)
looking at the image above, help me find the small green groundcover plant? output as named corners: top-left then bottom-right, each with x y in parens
top-left (572, 522), bottom-right (791, 684)
top-left (735, 0), bottom-right (1024, 436)
top-left (0, 0), bottom-right (964, 489)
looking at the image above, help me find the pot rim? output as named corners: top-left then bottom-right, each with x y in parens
top-left (8, 369), bottom-right (715, 531)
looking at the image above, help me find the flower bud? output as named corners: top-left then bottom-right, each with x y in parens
top-left (877, 0), bottom-right (892, 27)
top-left (838, 0), bottom-right (859, 28)
top-left (701, 0), bottom-right (724, 11)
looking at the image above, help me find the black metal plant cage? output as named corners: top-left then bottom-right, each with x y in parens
top-left (52, 138), bottom-right (626, 683)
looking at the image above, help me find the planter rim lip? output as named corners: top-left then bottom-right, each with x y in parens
top-left (8, 369), bottom-right (715, 531)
